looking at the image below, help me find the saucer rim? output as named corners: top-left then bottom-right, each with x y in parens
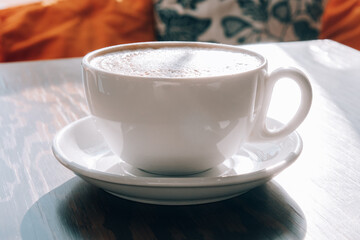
top-left (52, 116), bottom-right (302, 188)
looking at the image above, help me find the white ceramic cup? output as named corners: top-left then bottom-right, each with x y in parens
top-left (82, 41), bottom-right (312, 175)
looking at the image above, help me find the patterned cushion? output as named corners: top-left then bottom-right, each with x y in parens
top-left (154, 0), bottom-right (326, 44)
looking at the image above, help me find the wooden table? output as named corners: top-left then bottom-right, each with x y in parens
top-left (1, 40), bottom-right (359, 239)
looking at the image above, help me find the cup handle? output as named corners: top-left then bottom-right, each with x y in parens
top-left (249, 67), bottom-right (312, 142)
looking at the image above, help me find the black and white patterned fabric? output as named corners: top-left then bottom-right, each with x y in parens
top-left (154, 0), bottom-right (326, 44)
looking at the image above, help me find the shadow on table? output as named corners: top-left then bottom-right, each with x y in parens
top-left (21, 177), bottom-right (306, 240)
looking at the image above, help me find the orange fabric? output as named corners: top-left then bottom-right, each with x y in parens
top-left (0, 0), bottom-right (155, 62)
top-left (320, 0), bottom-right (360, 50)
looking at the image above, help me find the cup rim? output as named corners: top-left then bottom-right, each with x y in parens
top-left (82, 41), bottom-right (267, 82)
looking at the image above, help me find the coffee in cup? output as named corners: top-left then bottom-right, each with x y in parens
top-left (90, 46), bottom-right (263, 78)
top-left (82, 41), bottom-right (312, 175)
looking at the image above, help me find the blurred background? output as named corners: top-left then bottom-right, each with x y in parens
top-left (0, 0), bottom-right (359, 62)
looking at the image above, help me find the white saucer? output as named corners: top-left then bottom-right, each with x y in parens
top-left (52, 117), bottom-right (302, 205)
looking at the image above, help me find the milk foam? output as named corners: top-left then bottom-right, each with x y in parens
top-left (90, 47), bottom-right (263, 78)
